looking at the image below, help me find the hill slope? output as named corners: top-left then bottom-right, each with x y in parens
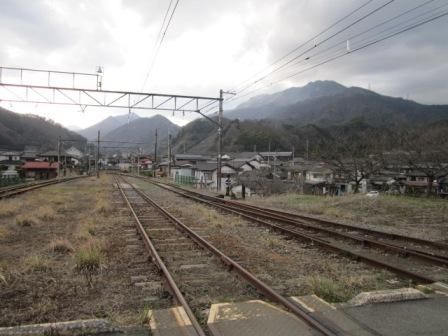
top-left (227, 81), bottom-right (448, 126)
top-left (79, 112), bottom-right (140, 140)
top-left (0, 107), bottom-right (86, 150)
top-left (102, 115), bottom-right (179, 153)
top-left (172, 116), bottom-right (447, 156)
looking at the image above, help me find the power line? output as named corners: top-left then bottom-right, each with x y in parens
top-left (231, 9), bottom-right (448, 103)
top-left (233, 0), bottom-right (377, 91)
top-left (141, 0), bottom-right (180, 91)
top-left (276, 0), bottom-right (441, 75)
top-left (233, 0), bottom-right (396, 97)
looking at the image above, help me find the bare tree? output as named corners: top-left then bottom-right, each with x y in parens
top-left (398, 128), bottom-right (448, 197)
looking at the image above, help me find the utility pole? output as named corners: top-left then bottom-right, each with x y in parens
top-left (57, 136), bottom-right (61, 179)
top-left (217, 89), bottom-right (224, 192)
top-left (137, 149), bottom-right (140, 176)
top-left (168, 132), bottom-right (172, 179)
top-left (96, 130), bottom-right (100, 178)
top-left (268, 140), bottom-right (271, 167)
top-left (306, 138), bottom-right (309, 161)
top-left (87, 144), bottom-right (91, 174)
top-left (153, 128), bottom-right (158, 177)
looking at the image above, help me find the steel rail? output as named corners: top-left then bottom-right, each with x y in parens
top-left (154, 179), bottom-right (448, 254)
top-left (113, 176), bottom-right (207, 336)
top-left (120, 175), bottom-right (339, 336)
top-left (224, 199), bottom-right (448, 250)
top-left (0, 176), bottom-right (86, 199)
top-left (176, 191), bottom-right (448, 267)
top-left (147, 180), bottom-right (436, 284)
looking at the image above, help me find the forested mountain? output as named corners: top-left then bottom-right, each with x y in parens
top-left (227, 81), bottom-right (448, 126)
top-left (172, 117), bottom-right (448, 156)
top-left (102, 115), bottom-right (179, 153)
top-left (78, 112), bottom-right (140, 140)
top-left (0, 107), bottom-right (86, 150)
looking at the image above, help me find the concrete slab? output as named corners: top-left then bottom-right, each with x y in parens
top-left (149, 306), bottom-right (201, 336)
top-left (207, 300), bottom-right (321, 336)
top-left (0, 319), bottom-right (118, 336)
top-left (347, 288), bottom-right (426, 307)
top-left (341, 295), bottom-right (448, 336)
top-left (430, 281), bottom-right (448, 295)
top-left (291, 296), bottom-right (377, 336)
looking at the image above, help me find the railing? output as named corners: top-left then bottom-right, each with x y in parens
top-left (174, 175), bottom-right (195, 186)
top-left (0, 176), bottom-right (24, 188)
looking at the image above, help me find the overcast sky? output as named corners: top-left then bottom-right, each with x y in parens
top-left (1, 0), bottom-right (447, 129)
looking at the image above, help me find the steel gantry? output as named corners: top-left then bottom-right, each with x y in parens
top-left (0, 66), bottom-right (226, 191)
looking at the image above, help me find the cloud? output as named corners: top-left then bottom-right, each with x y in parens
top-left (1, 0), bottom-right (447, 129)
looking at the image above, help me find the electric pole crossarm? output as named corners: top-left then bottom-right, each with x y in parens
top-left (194, 109), bottom-right (221, 128)
top-left (0, 83), bottom-right (220, 113)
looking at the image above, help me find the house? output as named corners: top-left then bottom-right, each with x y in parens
top-left (404, 171), bottom-right (437, 195)
top-left (259, 151), bottom-right (293, 162)
top-left (227, 159), bottom-right (257, 173)
top-left (65, 146), bottom-right (83, 162)
top-left (22, 161), bottom-right (59, 180)
top-left (38, 150), bottom-right (60, 162)
top-left (303, 166), bottom-right (334, 195)
top-left (172, 160), bottom-right (237, 190)
top-left (1, 165), bottom-right (19, 179)
top-left (0, 150), bottom-right (22, 163)
top-left (22, 145), bottom-right (39, 161)
top-left (174, 154), bottom-right (211, 165)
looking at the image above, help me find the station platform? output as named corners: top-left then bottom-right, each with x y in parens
top-left (147, 285), bottom-right (448, 336)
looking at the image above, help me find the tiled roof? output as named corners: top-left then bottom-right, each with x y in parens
top-left (22, 161), bottom-right (59, 169)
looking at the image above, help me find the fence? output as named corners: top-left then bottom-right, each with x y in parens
top-left (0, 176), bottom-right (24, 188)
top-left (175, 175), bottom-right (195, 186)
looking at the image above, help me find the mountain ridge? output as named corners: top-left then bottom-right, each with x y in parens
top-left (227, 80), bottom-right (448, 126)
top-left (102, 114), bottom-right (180, 153)
top-left (78, 112), bottom-right (140, 140)
top-left (0, 107), bottom-right (86, 151)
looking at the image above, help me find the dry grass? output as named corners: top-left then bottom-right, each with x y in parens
top-left (94, 197), bottom-right (112, 215)
top-left (48, 238), bottom-right (74, 254)
top-left (22, 255), bottom-right (50, 273)
top-left (0, 227), bottom-right (10, 240)
top-left (306, 271), bottom-right (387, 303)
top-left (15, 215), bottom-right (37, 227)
top-left (74, 240), bottom-right (103, 287)
top-left (248, 193), bottom-right (448, 240)
top-left (35, 206), bottom-right (57, 221)
top-left (0, 200), bottom-right (21, 218)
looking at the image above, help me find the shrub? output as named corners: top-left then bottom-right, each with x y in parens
top-left (94, 198), bottom-right (111, 215)
top-left (23, 255), bottom-right (50, 273)
top-left (36, 206), bottom-right (56, 221)
top-left (48, 238), bottom-right (74, 254)
top-left (308, 276), bottom-right (349, 303)
top-left (16, 216), bottom-right (37, 227)
top-left (0, 200), bottom-right (21, 218)
top-left (74, 242), bottom-right (103, 287)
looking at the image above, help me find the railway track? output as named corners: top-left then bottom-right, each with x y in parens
top-left (124, 175), bottom-right (448, 284)
top-left (113, 175), bottom-right (340, 336)
top-left (0, 176), bottom-right (86, 199)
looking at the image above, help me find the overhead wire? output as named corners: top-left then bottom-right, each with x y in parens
top-left (230, 8), bottom-right (448, 103)
top-left (232, 0), bottom-right (396, 98)
top-left (140, 0), bottom-right (180, 91)
top-left (275, 0), bottom-right (441, 75)
top-left (233, 0), bottom-right (377, 91)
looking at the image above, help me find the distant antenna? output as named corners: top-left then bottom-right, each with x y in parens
top-left (368, 83), bottom-right (371, 91)
top-left (346, 40), bottom-right (351, 53)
